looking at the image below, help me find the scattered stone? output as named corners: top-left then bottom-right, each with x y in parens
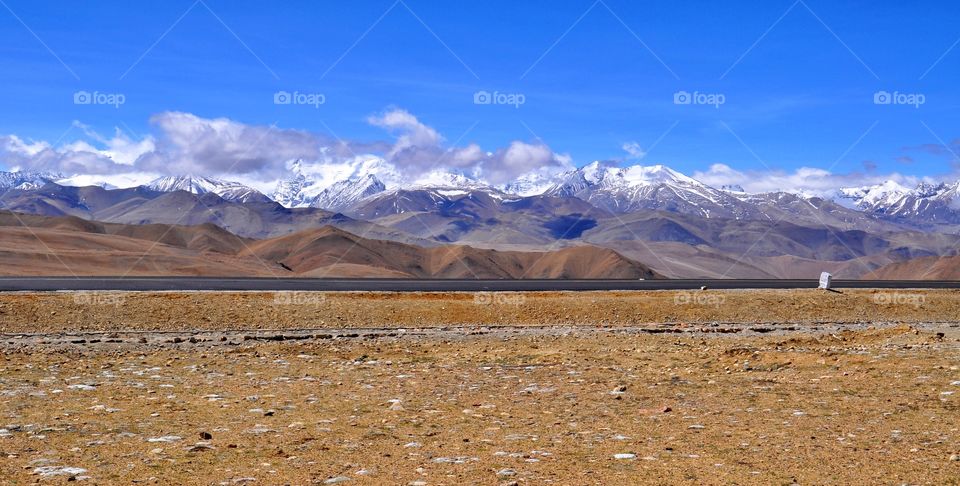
top-left (33, 466), bottom-right (87, 477)
top-left (146, 435), bottom-right (182, 443)
top-left (67, 384), bottom-right (96, 391)
top-left (244, 426), bottom-right (275, 435)
top-left (432, 456), bottom-right (476, 464)
top-left (496, 468), bottom-right (516, 477)
top-left (324, 476), bottom-right (351, 484)
top-left (688, 425), bottom-right (705, 430)
top-left (613, 453), bottom-right (636, 460)
top-left (187, 443), bottom-right (215, 452)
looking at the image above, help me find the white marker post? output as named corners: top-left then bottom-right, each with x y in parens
top-left (818, 272), bottom-right (833, 290)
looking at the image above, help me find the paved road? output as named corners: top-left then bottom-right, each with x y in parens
top-left (0, 277), bottom-right (957, 291)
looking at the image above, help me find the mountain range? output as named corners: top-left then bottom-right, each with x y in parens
top-left (1, 160), bottom-right (959, 279)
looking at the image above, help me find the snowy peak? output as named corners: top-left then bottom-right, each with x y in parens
top-left (310, 174), bottom-right (386, 211)
top-left (838, 180), bottom-right (913, 212)
top-left (838, 179), bottom-right (960, 224)
top-left (145, 175), bottom-right (269, 203)
top-left (0, 170), bottom-right (63, 190)
top-left (501, 170), bottom-right (561, 197)
top-left (617, 164), bottom-right (701, 187)
top-left (409, 170), bottom-right (487, 190)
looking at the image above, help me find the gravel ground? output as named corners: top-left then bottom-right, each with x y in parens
top-left (0, 291), bottom-right (958, 484)
top-left (0, 289), bottom-right (959, 332)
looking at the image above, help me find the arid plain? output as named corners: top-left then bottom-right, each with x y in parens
top-left (1, 290), bottom-right (959, 484)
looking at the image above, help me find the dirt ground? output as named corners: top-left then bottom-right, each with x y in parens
top-left (1, 291), bottom-right (959, 484)
top-left (0, 289), bottom-right (959, 333)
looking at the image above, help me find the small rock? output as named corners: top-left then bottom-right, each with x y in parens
top-left (496, 468), bottom-right (516, 477)
top-left (613, 453), bottom-right (636, 460)
top-left (324, 477), bottom-right (351, 484)
top-left (146, 436), bottom-right (182, 443)
top-left (950, 454), bottom-right (959, 462)
top-left (199, 431), bottom-right (212, 440)
top-left (33, 466), bottom-right (87, 477)
top-left (688, 424), bottom-right (705, 430)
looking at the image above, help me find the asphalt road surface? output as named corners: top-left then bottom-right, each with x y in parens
top-left (0, 277), bottom-right (958, 291)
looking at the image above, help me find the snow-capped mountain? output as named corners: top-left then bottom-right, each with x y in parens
top-left (502, 170), bottom-right (567, 197)
top-left (145, 175), bottom-right (270, 203)
top-left (309, 174), bottom-right (386, 212)
top-left (543, 162), bottom-right (753, 218)
top-left (840, 179), bottom-right (960, 225)
top-left (0, 170), bottom-right (63, 191)
top-left (271, 161), bottom-right (314, 207)
top-left (271, 158), bottom-right (404, 208)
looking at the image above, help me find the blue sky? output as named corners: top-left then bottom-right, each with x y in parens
top-left (1, 0), bottom-right (960, 185)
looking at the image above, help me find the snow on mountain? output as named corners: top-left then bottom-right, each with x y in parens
top-left (409, 169), bottom-right (488, 190)
top-left (840, 179), bottom-right (960, 224)
top-left (838, 180), bottom-right (912, 209)
top-left (271, 158), bottom-right (405, 208)
top-left (543, 162), bottom-right (749, 218)
top-left (501, 169), bottom-right (568, 197)
top-left (309, 174), bottom-right (386, 212)
top-left (145, 175), bottom-right (270, 203)
top-left (0, 170), bottom-right (62, 190)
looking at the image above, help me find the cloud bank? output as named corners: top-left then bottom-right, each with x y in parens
top-left (693, 163), bottom-right (928, 197)
top-left (0, 109), bottom-right (572, 189)
top-left (0, 109), bottom-right (953, 195)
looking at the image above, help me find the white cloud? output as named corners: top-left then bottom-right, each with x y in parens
top-left (367, 109), bottom-right (442, 155)
top-left (140, 112), bottom-right (322, 176)
top-left (622, 141), bottom-right (646, 160)
top-left (694, 163), bottom-right (926, 197)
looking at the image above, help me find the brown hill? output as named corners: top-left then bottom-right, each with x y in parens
top-left (242, 226), bottom-right (662, 279)
top-left (0, 211), bottom-right (661, 278)
top-left (864, 255), bottom-right (960, 280)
